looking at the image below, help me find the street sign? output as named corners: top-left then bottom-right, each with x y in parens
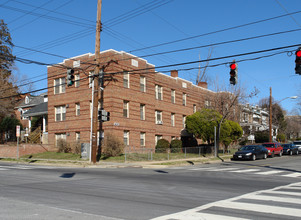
top-left (16, 125), bottom-right (20, 137)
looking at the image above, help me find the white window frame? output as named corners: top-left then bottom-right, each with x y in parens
top-left (55, 105), bottom-right (66, 122)
top-left (140, 76), bottom-right (146, 92)
top-left (55, 133), bottom-right (66, 146)
top-left (140, 104), bottom-right (145, 120)
top-left (155, 110), bottom-right (162, 124)
top-left (76, 103), bottom-right (80, 116)
top-left (155, 85), bottom-right (163, 100)
top-left (155, 135), bottom-right (162, 145)
top-left (140, 132), bottom-right (145, 147)
top-left (54, 77), bottom-right (66, 94)
top-left (193, 104), bottom-right (197, 113)
top-left (76, 132), bottom-right (80, 141)
top-left (75, 74), bottom-right (80, 87)
top-left (124, 130), bottom-right (129, 146)
top-left (171, 113), bottom-right (175, 127)
top-left (183, 115), bottom-right (186, 128)
top-left (123, 101), bottom-right (129, 118)
top-left (123, 71), bottom-right (129, 88)
top-left (171, 89), bottom-right (175, 104)
top-left (183, 93), bottom-right (187, 106)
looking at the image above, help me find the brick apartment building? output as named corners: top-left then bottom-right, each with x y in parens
top-left (47, 49), bottom-right (216, 150)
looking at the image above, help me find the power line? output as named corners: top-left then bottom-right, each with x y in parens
top-left (128, 9), bottom-right (301, 53)
top-left (1, 43), bottom-right (299, 100)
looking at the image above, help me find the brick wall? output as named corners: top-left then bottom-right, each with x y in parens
top-left (0, 144), bottom-right (53, 158)
top-left (47, 49), bottom-right (216, 149)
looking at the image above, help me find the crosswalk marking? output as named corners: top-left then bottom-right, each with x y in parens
top-left (214, 201), bottom-right (301, 218)
top-left (247, 194), bottom-right (301, 204)
top-left (229, 168), bottom-right (260, 173)
top-left (0, 168), bottom-right (8, 171)
top-left (179, 166), bottom-right (301, 178)
top-left (255, 170), bottom-right (284, 175)
top-left (151, 182), bottom-right (301, 220)
top-left (282, 172), bottom-right (301, 178)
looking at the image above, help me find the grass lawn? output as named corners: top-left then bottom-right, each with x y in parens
top-left (21, 151), bottom-right (82, 160)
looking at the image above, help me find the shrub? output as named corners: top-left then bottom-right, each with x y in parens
top-left (156, 139), bottom-right (170, 152)
top-left (73, 141), bottom-right (81, 154)
top-left (277, 133), bottom-right (286, 143)
top-left (57, 139), bottom-right (72, 153)
top-left (102, 133), bottom-right (125, 157)
top-left (170, 139), bottom-right (182, 153)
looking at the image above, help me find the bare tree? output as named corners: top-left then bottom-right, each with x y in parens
top-left (196, 48), bottom-right (213, 85)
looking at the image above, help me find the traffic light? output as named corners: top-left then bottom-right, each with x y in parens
top-left (98, 109), bottom-right (110, 122)
top-left (295, 47), bottom-right (301, 75)
top-left (229, 62), bottom-right (238, 85)
top-left (67, 69), bottom-right (74, 86)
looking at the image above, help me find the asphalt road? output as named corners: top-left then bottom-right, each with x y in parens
top-left (0, 155), bottom-right (301, 220)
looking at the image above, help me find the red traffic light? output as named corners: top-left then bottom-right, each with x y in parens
top-left (296, 50), bottom-right (301, 57)
top-left (230, 63), bottom-right (237, 70)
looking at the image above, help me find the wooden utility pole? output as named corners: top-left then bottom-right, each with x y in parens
top-left (91, 0), bottom-right (102, 164)
top-left (269, 87), bottom-right (272, 142)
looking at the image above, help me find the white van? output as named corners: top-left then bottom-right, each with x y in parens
top-left (293, 141), bottom-right (301, 152)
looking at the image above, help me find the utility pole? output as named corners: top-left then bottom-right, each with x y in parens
top-left (91, 0), bottom-right (102, 164)
top-left (269, 87), bottom-right (272, 142)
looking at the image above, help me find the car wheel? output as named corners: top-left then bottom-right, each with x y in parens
top-left (290, 150), bottom-right (293, 156)
top-left (252, 154), bottom-right (256, 161)
top-left (263, 153), bottom-right (267, 159)
top-left (271, 152), bottom-right (275, 158)
top-left (279, 151), bottom-right (282, 157)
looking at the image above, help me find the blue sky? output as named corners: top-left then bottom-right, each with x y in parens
top-left (1, 0), bottom-right (300, 114)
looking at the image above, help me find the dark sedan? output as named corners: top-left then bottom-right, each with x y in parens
top-left (282, 143), bottom-right (299, 155)
top-left (232, 145), bottom-right (268, 161)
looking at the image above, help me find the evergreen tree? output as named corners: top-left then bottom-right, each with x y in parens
top-left (0, 19), bottom-right (17, 120)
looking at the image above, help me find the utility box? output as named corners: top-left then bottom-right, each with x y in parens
top-left (81, 143), bottom-right (90, 159)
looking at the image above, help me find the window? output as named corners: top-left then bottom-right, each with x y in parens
top-left (171, 113), bottom-right (175, 127)
top-left (205, 100), bottom-right (210, 108)
top-left (140, 104), bottom-right (145, 120)
top-left (155, 135), bottom-right (162, 145)
top-left (123, 71), bottom-right (129, 88)
top-left (55, 106), bottom-right (66, 121)
top-left (55, 133), bottom-right (66, 146)
top-left (25, 96), bottom-right (29, 104)
top-left (76, 132), bottom-right (80, 142)
top-left (155, 85), bottom-right (163, 100)
top-left (123, 101), bottom-right (129, 118)
top-left (75, 74), bottom-right (80, 87)
top-left (124, 130), bottom-right (129, 146)
top-left (140, 132), bottom-right (145, 146)
top-left (182, 115), bottom-right (186, 128)
top-left (75, 103), bottom-right (80, 116)
top-left (54, 77), bottom-right (66, 94)
top-left (89, 72), bottom-right (93, 88)
top-left (155, 110), bottom-right (162, 124)
top-left (182, 93), bottom-right (187, 106)
top-left (90, 101), bottom-right (92, 118)
top-left (140, 76), bottom-right (146, 92)
top-left (171, 90), bottom-right (175, 104)
top-left (193, 104), bottom-right (197, 113)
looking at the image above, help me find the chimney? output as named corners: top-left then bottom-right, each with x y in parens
top-left (170, 70), bottom-right (178, 78)
top-left (198, 81), bottom-right (208, 89)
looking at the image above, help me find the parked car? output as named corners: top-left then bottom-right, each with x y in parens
top-left (282, 143), bottom-right (299, 155)
top-left (232, 145), bottom-right (268, 161)
top-left (262, 142), bottom-right (283, 157)
top-left (293, 141), bottom-right (301, 152)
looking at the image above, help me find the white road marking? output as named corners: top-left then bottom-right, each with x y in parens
top-left (229, 168), bottom-right (260, 173)
top-left (255, 170), bottom-right (284, 175)
top-left (281, 172), bottom-right (301, 178)
top-left (150, 182), bottom-right (301, 220)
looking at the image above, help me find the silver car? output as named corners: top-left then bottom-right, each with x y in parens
top-left (293, 141), bottom-right (301, 152)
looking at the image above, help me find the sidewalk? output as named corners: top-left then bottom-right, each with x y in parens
top-left (0, 155), bottom-right (231, 169)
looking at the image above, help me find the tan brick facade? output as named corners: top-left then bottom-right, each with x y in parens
top-left (47, 49), bottom-right (216, 149)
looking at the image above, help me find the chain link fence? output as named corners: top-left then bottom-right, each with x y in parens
top-left (123, 145), bottom-right (239, 162)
